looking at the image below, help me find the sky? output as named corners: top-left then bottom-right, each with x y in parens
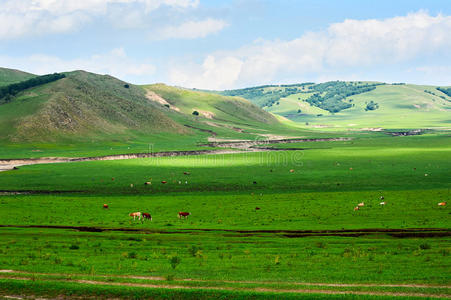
top-left (1, 0), bottom-right (451, 89)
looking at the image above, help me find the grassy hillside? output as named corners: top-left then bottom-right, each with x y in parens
top-left (143, 84), bottom-right (278, 126)
top-left (287, 84), bottom-right (451, 129)
top-left (0, 71), bottom-right (189, 143)
top-left (0, 67), bottom-right (36, 87)
top-left (0, 69), bottom-right (299, 158)
top-left (219, 82), bottom-right (451, 129)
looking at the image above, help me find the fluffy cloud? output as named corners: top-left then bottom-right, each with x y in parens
top-left (0, 0), bottom-right (199, 39)
top-left (168, 11), bottom-right (451, 89)
top-left (0, 48), bottom-right (156, 82)
top-left (153, 18), bottom-right (228, 40)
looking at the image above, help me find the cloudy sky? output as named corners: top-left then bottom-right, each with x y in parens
top-left (1, 0), bottom-right (450, 89)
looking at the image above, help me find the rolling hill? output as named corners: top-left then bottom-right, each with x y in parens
top-left (0, 67), bottom-right (36, 87)
top-left (0, 68), bottom-right (287, 158)
top-left (217, 82), bottom-right (451, 129)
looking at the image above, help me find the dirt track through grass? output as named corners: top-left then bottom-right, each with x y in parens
top-left (0, 273), bottom-right (450, 298)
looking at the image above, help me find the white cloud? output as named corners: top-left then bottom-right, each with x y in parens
top-left (168, 11), bottom-right (451, 89)
top-left (0, 48), bottom-right (156, 82)
top-left (154, 18), bottom-right (228, 40)
top-left (0, 0), bottom-right (200, 39)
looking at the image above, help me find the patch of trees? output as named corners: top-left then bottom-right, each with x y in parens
top-left (437, 87), bottom-right (451, 98)
top-left (0, 73), bottom-right (66, 104)
top-left (304, 81), bottom-right (384, 113)
top-left (221, 83), bottom-right (313, 108)
top-left (365, 101), bottom-right (379, 111)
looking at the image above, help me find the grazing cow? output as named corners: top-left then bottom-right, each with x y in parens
top-left (103, 204), bottom-right (109, 209)
top-left (255, 207), bottom-right (261, 210)
top-left (178, 212), bottom-right (190, 219)
top-left (425, 173), bottom-right (428, 177)
top-left (354, 206), bottom-right (359, 211)
top-left (144, 182), bottom-right (151, 185)
top-left (357, 202), bottom-right (365, 207)
top-left (380, 196), bottom-right (385, 200)
top-left (289, 169), bottom-right (294, 173)
top-left (349, 167), bottom-right (353, 171)
top-left (129, 212), bottom-right (142, 221)
top-left (161, 181), bottom-right (167, 184)
top-left (253, 181), bottom-right (257, 184)
top-left (142, 212), bottom-right (152, 221)
top-left (380, 202), bottom-right (386, 205)
top-left (438, 202), bottom-right (447, 206)
top-left (130, 184), bottom-right (134, 188)
top-left (112, 177), bottom-right (115, 181)
top-left (183, 172), bottom-right (190, 175)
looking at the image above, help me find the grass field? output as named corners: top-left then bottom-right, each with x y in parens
top-left (0, 131), bottom-right (450, 299)
top-left (273, 84), bottom-right (451, 129)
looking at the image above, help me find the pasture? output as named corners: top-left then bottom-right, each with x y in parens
top-left (0, 132), bottom-right (450, 299)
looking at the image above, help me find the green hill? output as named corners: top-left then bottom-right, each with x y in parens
top-left (0, 69), bottom-right (288, 158)
top-left (218, 82), bottom-right (451, 129)
top-left (143, 84), bottom-right (278, 126)
top-left (0, 67), bottom-right (36, 87)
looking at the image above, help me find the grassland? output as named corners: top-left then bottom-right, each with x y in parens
top-left (0, 67), bottom-right (35, 87)
top-left (220, 82), bottom-right (451, 129)
top-left (0, 132), bottom-right (450, 299)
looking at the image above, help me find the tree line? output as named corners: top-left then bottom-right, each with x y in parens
top-left (0, 73), bottom-right (66, 104)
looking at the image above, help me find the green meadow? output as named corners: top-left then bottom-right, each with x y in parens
top-left (0, 132), bottom-right (450, 299)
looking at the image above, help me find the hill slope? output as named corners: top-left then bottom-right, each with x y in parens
top-left (0, 67), bottom-right (36, 87)
top-left (0, 69), bottom-right (290, 158)
top-left (218, 82), bottom-right (451, 129)
top-left (143, 84), bottom-right (278, 126)
top-left (0, 71), bottom-right (190, 143)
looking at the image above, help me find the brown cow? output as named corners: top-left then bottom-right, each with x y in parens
top-left (144, 182), bottom-right (151, 185)
top-left (142, 212), bottom-right (152, 221)
top-left (129, 212), bottom-right (142, 221)
top-left (354, 206), bottom-right (359, 211)
top-left (103, 204), bottom-right (109, 209)
top-left (178, 212), bottom-right (190, 219)
top-left (161, 181), bottom-right (167, 184)
top-left (438, 202), bottom-right (447, 206)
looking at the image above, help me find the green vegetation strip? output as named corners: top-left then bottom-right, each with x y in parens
top-left (0, 271), bottom-right (450, 295)
top-left (0, 276), bottom-right (449, 299)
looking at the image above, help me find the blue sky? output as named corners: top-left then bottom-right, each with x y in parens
top-left (1, 0), bottom-right (450, 89)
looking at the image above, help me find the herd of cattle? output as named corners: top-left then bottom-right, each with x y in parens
top-left (102, 204), bottom-right (190, 222)
top-left (353, 196), bottom-right (446, 211)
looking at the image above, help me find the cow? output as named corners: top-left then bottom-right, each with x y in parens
top-left (144, 182), bottom-right (151, 185)
top-left (112, 177), bottom-right (115, 181)
top-left (255, 207), bottom-right (261, 210)
top-left (183, 172), bottom-right (190, 175)
top-left (142, 212), bottom-right (152, 221)
top-left (357, 202), bottom-right (365, 207)
top-left (438, 202), bottom-right (447, 206)
top-left (161, 181), bottom-right (167, 184)
top-left (178, 212), bottom-right (190, 219)
top-left (289, 169), bottom-right (294, 173)
top-left (380, 196), bottom-right (385, 200)
top-left (253, 181), bottom-right (257, 185)
top-left (129, 212), bottom-right (142, 221)
top-left (380, 201), bottom-right (386, 205)
top-left (354, 206), bottom-right (359, 211)
top-left (103, 204), bottom-right (109, 209)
